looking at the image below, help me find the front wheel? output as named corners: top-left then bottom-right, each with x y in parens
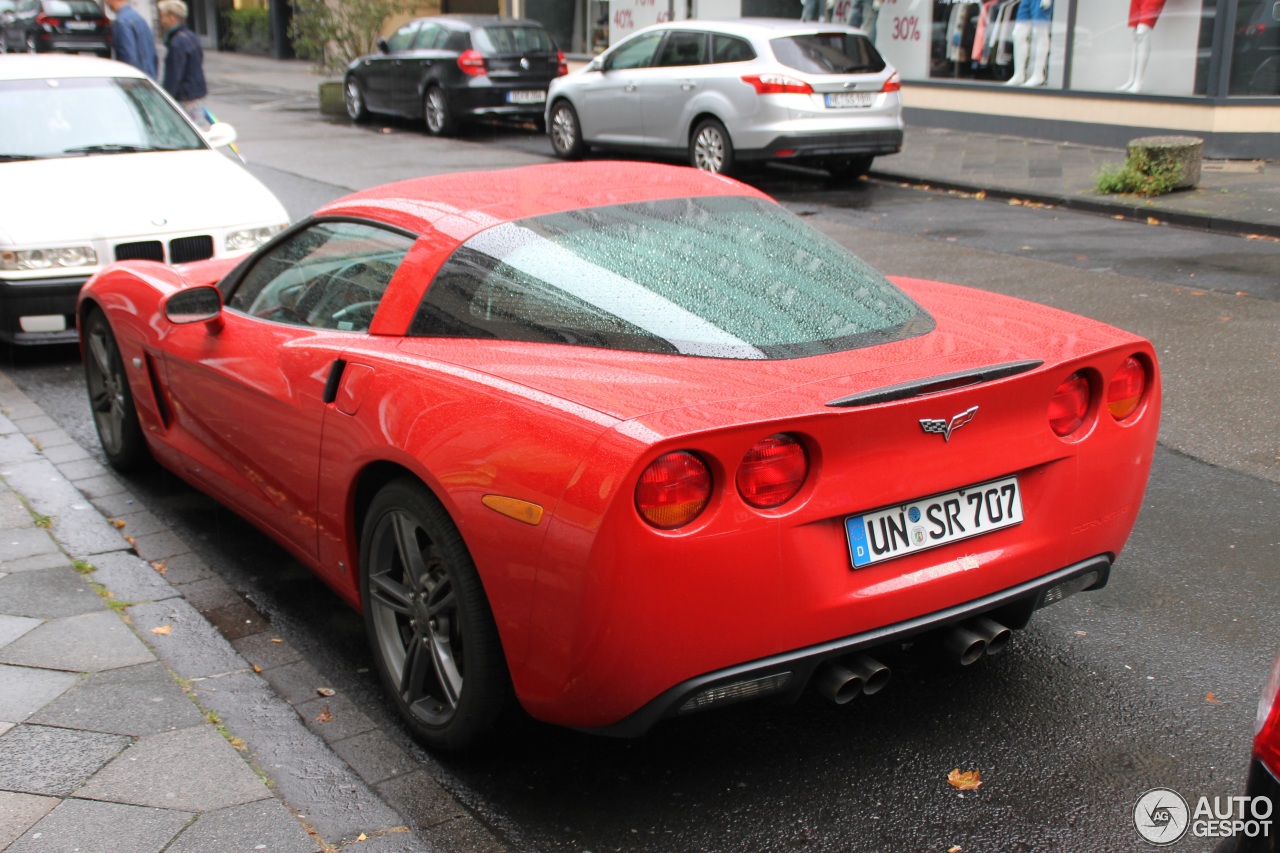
top-left (344, 77), bottom-right (369, 123)
top-left (690, 118), bottom-right (734, 175)
top-left (548, 100), bottom-right (586, 160)
top-left (360, 479), bottom-right (511, 751)
top-left (423, 86), bottom-right (456, 137)
top-left (83, 308), bottom-right (148, 471)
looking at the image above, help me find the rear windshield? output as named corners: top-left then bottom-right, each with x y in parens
top-left (474, 25), bottom-right (554, 54)
top-left (46, 0), bottom-right (103, 14)
top-left (771, 33), bottom-right (886, 74)
top-left (409, 196), bottom-right (930, 359)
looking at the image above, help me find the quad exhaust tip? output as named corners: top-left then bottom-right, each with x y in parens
top-left (944, 617), bottom-right (1013, 665)
top-left (815, 655), bottom-right (891, 704)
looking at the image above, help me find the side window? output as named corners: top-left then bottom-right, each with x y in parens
top-left (385, 21), bottom-right (420, 53)
top-left (712, 34), bottom-right (756, 64)
top-left (654, 31), bottom-right (708, 67)
top-left (414, 24), bottom-right (445, 50)
top-left (226, 221), bottom-right (415, 333)
top-left (604, 31), bottom-right (665, 70)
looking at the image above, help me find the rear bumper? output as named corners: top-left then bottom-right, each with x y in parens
top-left (744, 128), bottom-right (905, 162)
top-left (587, 554), bottom-right (1110, 737)
top-left (450, 84), bottom-right (549, 122)
top-left (0, 275), bottom-right (86, 345)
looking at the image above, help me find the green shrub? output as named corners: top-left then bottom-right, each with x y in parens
top-left (289, 0), bottom-right (404, 75)
top-left (227, 7), bottom-right (272, 55)
top-left (1095, 148), bottom-right (1183, 197)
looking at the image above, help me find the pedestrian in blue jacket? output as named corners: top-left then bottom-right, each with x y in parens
top-left (106, 0), bottom-right (157, 78)
top-left (158, 0), bottom-right (208, 127)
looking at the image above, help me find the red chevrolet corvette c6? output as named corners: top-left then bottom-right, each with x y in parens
top-left (78, 162), bottom-right (1160, 750)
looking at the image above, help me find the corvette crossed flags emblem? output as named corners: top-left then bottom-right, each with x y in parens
top-left (920, 406), bottom-right (979, 442)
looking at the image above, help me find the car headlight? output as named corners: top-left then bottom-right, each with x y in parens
top-left (225, 224), bottom-right (286, 252)
top-left (1, 246), bottom-right (99, 271)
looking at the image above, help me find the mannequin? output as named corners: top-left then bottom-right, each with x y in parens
top-left (1118, 0), bottom-right (1166, 93)
top-left (848, 0), bottom-right (881, 43)
top-left (1005, 0), bottom-right (1052, 87)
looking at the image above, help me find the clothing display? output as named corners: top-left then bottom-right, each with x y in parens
top-left (1128, 0), bottom-right (1167, 28)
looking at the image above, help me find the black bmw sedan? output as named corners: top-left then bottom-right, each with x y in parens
top-left (342, 14), bottom-right (566, 136)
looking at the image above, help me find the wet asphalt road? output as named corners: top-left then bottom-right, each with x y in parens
top-left (4, 90), bottom-right (1279, 852)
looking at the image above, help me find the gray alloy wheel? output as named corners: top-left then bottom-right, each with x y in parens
top-left (548, 100), bottom-right (586, 160)
top-left (344, 77), bottom-right (369, 123)
top-left (83, 309), bottom-right (148, 471)
top-left (423, 86), bottom-right (456, 136)
top-left (360, 479), bottom-right (510, 750)
top-left (690, 118), bottom-right (734, 175)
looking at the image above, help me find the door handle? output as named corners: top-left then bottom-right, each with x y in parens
top-left (681, 82), bottom-right (696, 91)
top-left (624, 82), bottom-right (638, 92)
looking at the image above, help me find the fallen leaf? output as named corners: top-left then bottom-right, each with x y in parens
top-left (357, 833), bottom-right (367, 841)
top-left (270, 637), bottom-right (283, 643)
top-left (252, 664), bottom-right (262, 673)
top-left (949, 847), bottom-right (963, 853)
top-left (974, 191), bottom-right (986, 200)
top-left (150, 560), bottom-right (167, 574)
top-left (1206, 692), bottom-right (1221, 703)
top-left (125, 536), bottom-right (136, 546)
top-left (151, 625), bottom-right (172, 635)
top-left (316, 687), bottom-right (335, 697)
top-left (1146, 217), bottom-right (1161, 226)
top-left (315, 706), bottom-right (333, 723)
top-left (111, 519), bottom-right (126, 529)
top-left (948, 768), bottom-right (982, 791)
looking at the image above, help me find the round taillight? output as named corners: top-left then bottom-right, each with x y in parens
top-left (457, 49), bottom-right (486, 76)
top-left (737, 434), bottom-right (808, 509)
top-left (635, 451), bottom-right (711, 530)
top-left (1048, 372), bottom-right (1091, 437)
top-left (1106, 356), bottom-right (1147, 421)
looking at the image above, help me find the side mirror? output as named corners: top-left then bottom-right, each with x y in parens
top-left (590, 57), bottom-right (604, 72)
top-left (203, 121), bottom-right (238, 149)
top-left (163, 285), bottom-right (223, 327)
top-left (377, 37), bottom-right (389, 53)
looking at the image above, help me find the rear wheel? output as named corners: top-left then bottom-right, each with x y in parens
top-left (83, 309), bottom-right (148, 471)
top-left (690, 118), bottom-right (734, 175)
top-left (360, 478), bottom-right (511, 751)
top-left (424, 86), bottom-right (456, 137)
top-left (548, 100), bottom-right (586, 160)
top-left (826, 155), bottom-right (874, 181)
top-left (344, 77), bottom-right (369, 123)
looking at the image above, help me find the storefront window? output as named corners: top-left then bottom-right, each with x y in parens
top-left (1072, 0), bottom-right (1213, 96)
top-left (1230, 0), bottom-right (1280, 93)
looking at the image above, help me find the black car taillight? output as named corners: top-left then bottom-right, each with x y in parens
top-left (458, 49), bottom-right (486, 77)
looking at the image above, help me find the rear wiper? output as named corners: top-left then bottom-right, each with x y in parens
top-left (0, 153), bottom-right (38, 162)
top-left (62, 144), bottom-right (171, 155)
top-left (838, 64), bottom-right (876, 73)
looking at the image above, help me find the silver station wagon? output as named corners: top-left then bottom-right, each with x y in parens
top-left (546, 18), bottom-right (903, 180)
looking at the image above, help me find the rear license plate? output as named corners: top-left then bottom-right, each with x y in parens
top-left (507, 90), bottom-right (546, 105)
top-left (824, 92), bottom-right (873, 108)
top-left (844, 476), bottom-right (1023, 568)
top-left (67, 21), bottom-right (95, 29)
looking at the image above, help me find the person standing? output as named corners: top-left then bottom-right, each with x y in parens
top-left (158, 0), bottom-right (208, 128)
top-left (106, 0), bottom-right (157, 78)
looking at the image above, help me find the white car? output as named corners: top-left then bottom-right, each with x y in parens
top-left (0, 54), bottom-right (288, 344)
top-left (546, 18), bottom-right (903, 179)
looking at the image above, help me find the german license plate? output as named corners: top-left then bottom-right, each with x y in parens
top-left (845, 476), bottom-right (1023, 568)
top-left (507, 90), bottom-right (546, 105)
top-left (824, 92), bottom-right (872, 108)
top-left (67, 20), bottom-right (96, 30)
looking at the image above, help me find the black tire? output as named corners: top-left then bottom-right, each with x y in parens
top-left (344, 76), bottom-right (369, 123)
top-left (82, 308), bottom-right (148, 471)
top-left (826, 155), bottom-right (874, 182)
top-left (423, 86), bottom-right (456, 137)
top-left (359, 478), bottom-right (511, 751)
top-left (689, 118), bottom-right (734, 175)
top-left (548, 100), bottom-right (586, 160)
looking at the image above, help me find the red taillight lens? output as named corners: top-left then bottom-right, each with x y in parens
top-left (36, 12), bottom-right (62, 26)
top-left (1106, 356), bottom-right (1147, 421)
top-left (882, 71), bottom-right (901, 93)
top-left (737, 434), bottom-right (808, 509)
top-left (556, 50), bottom-right (568, 77)
top-left (741, 74), bottom-right (813, 95)
top-left (1255, 652), bottom-right (1280, 773)
top-left (457, 49), bottom-right (486, 76)
top-left (635, 451), bottom-right (711, 529)
top-left (1048, 372), bottom-right (1091, 437)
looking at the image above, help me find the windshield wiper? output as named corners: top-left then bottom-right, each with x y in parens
top-left (0, 154), bottom-right (39, 162)
top-left (62, 144), bottom-right (173, 155)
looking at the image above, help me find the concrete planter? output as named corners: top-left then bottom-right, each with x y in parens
top-left (1127, 135), bottom-right (1204, 190)
top-left (318, 80), bottom-right (345, 117)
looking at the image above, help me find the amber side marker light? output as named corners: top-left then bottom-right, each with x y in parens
top-left (635, 451), bottom-right (711, 530)
top-left (737, 434), bottom-right (808, 509)
top-left (1106, 356), bottom-right (1147, 421)
top-left (1048, 371), bottom-right (1091, 438)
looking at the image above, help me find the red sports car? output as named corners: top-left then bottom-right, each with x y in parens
top-left (78, 162), bottom-right (1160, 750)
